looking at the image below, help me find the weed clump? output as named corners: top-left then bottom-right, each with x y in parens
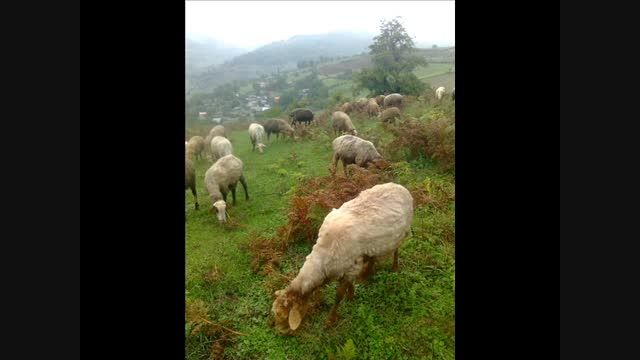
top-left (385, 116), bottom-right (455, 171)
top-left (186, 298), bottom-right (242, 359)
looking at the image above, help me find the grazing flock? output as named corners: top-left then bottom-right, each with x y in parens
top-left (186, 88), bottom-right (452, 334)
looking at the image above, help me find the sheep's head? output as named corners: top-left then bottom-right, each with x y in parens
top-left (256, 143), bottom-right (267, 153)
top-left (271, 289), bottom-right (308, 335)
top-left (349, 129), bottom-right (358, 136)
top-left (211, 200), bottom-right (227, 223)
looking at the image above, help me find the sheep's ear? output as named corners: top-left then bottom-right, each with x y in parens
top-left (288, 304), bottom-right (302, 330)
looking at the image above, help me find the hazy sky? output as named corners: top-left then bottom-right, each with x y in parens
top-left (186, 1), bottom-right (455, 50)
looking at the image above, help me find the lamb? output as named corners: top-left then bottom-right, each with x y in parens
top-left (204, 154), bottom-right (249, 223)
top-left (330, 135), bottom-right (382, 176)
top-left (378, 107), bottom-right (401, 123)
top-left (289, 108), bottom-right (314, 126)
top-left (263, 118), bottom-right (295, 141)
top-left (248, 123), bottom-right (267, 153)
top-left (185, 157), bottom-right (199, 210)
top-left (331, 111), bottom-right (357, 137)
top-left (375, 95), bottom-right (385, 107)
top-left (186, 136), bottom-right (205, 160)
top-left (435, 86), bottom-right (446, 100)
top-left (383, 93), bottom-right (403, 108)
top-left (270, 182), bottom-right (414, 334)
top-left (365, 99), bottom-right (380, 117)
top-left (210, 136), bottom-right (233, 161)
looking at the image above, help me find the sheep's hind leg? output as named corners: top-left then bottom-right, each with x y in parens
top-left (358, 255), bottom-right (376, 282)
top-left (230, 184), bottom-right (237, 205)
top-left (346, 282), bottom-right (355, 301)
top-left (330, 153), bottom-right (339, 176)
top-left (239, 175), bottom-right (249, 200)
top-left (191, 186), bottom-right (199, 210)
top-left (392, 249), bottom-right (400, 272)
top-left (326, 278), bottom-right (351, 326)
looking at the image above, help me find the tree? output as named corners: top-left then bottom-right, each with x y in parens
top-left (354, 17), bottom-right (427, 96)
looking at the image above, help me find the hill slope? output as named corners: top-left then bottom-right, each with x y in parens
top-left (187, 32), bottom-right (373, 94)
top-left (228, 32), bottom-right (373, 67)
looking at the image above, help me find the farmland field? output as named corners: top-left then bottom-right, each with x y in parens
top-left (413, 63), bottom-right (453, 81)
top-left (185, 98), bottom-right (455, 359)
top-left (319, 63), bottom-right (455, 99)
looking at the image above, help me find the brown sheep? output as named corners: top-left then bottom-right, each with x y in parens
top-left (365, 99), bottom-right (380, 117)
top-left (331, 111), bottom-right (357, 137)
top-left (379, 107), bottom-right (401, 123)
top-left (354, 98), bottom-right (368, 112)
top-left (339, 102), bottom-right (353, 114)
top-left (263, 118), bottom-right (295, 141)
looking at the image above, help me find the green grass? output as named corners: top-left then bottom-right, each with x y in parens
top-left (186, 106), bottom-right (455, 359)
top-left (413, 63), bottom-right (454, 81)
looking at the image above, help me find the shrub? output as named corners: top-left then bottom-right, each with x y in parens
top-left (185, 298), bottom-right (241, 359)
top-left (385, 117), bottom-right (455, 171)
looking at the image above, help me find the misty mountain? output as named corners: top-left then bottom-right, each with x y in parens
top-left (187, 32), bottom-right (374, 94)
top-left (227, 32), bottom-right (374, 68)
top-left (186, 38), bottom-right (248, 74)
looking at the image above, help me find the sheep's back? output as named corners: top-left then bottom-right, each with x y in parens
top-left (316, 183), bottom-right (413, 274)
top-left (210, 155), bottom-right (243, 188)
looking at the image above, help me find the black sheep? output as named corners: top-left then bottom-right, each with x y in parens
top-left (289, 108), bottom-right (314, 126)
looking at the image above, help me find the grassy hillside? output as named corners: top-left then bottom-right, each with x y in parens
top-left (316, 47), bottom-right (454, 77)
top-left (316, 61), bottom-right (455, 99)
top-left (187, 41), bottom-right (455, 95)
top-left (185, 96), bottom-right (455, 359)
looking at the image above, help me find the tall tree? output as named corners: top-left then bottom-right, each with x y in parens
top-left (354, 17), bottom-right (427, 96)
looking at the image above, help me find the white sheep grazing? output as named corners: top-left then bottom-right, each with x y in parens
top-left (210, 136), bottom-right (233, 161)
top-left (331, 135), bottom-right (382, 176)
top-left (204, 154), bottom-right (249, 223)
top-left (435, 86), bottom-right (446, 100)
top-left (204, 125), bottom-right (226, 158)
top-left (331, 111), bottom-right (357, 137)
top-left (248, 123), bottom-right (267, 153)
top-left (271, 182), bottom-right (414, 333)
